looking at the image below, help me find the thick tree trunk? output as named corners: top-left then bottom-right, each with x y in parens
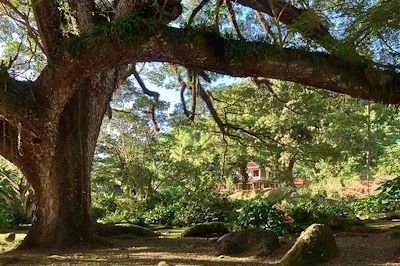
top-left (19, 71), bottom-right (118, 249)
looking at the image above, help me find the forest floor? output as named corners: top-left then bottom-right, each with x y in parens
top-left (0, 221), bottom-right (400, 266)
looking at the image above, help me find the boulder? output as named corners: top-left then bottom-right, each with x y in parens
top-left (96, 223), bottom-right (158, 237)
top-left (4, 233), bottom-right (15, 242)
top-left (280, 224), bottom-right (338, 266)
top-left (326, 217), bottom-right (364, 231)
top-left (157, 261), bottom-right (173, 266)
top-left (390, 230), bottom-right (400, 240)
top-left (215, 229), bottom-right (279, 257)
top-left (181, 222), bottom-right (229, 238)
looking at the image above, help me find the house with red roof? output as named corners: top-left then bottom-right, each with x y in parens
top-left (217, 160), bottom-right (280, 191)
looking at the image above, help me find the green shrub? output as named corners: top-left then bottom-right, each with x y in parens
top-left (144, 204), bottom-right (178, 225)
top-left (285, 195), bottom-right (355, 225)
top-left (173, 189), bottom-right (236, 226)
top-left (235, 197), bottom-right (288, 235)
top-left (353, 176), bottom-right (400, 218)
top-left (0, 204), bottom-right (11, 229)
top-left (156, 186), bottom-right (184, 206)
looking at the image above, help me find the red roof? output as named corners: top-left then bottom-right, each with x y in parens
top-left (293, 178), bottom-right (304, 186)
top-left (247, 160), bottom-right (261, 169)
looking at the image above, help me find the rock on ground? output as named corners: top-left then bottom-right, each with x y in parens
top-left (157, 261), bottom-right (173, 266)
top-left (215, 228), bottom-right (279, 257)
top-left (280, 223), bottom-right (338, 266)
top-left (96, 223), bottom-right (159, 237)
top-left (390, 229), bottom-right (400, 240)
top-left (181, 222), bottom-right (229, 238)
top-left (4, 233), bottom-right (15, 242)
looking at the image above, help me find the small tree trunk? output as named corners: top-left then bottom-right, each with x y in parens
top-left (366, 101), bottom-right (372, 194)
top-left (283, 158), bottom-right (295, 184)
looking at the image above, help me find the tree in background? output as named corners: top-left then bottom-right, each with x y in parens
top-left (201, 80), bottom-right (369, 183)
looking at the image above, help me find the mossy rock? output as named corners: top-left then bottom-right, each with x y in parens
top-left (280, 224), bottom-right (338, 266)
top-left (181, 222), bottom-right (229, 238)
top-left (326, 217), bottom-right (365, 231)
top-left (4, 233), bottom-right (15, 242)
top-left (390, 230), bottom-right (400, 240)
top-left (96, 223), bottom-right (159, 237)
top-left (215, 229), bottom-right (279, 257)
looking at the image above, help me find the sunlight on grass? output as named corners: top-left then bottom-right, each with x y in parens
top-left (0, 232), bottom-right (26, 253)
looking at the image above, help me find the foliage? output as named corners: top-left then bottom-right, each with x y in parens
top-left (0, 157), bottom-right (33, 225)
top-left (235, 197), bottom-right (288, 235)
top-left (354, 176), bottom-right (400, 217)
top-left (143, 204), bottom-right (178, 225)
top-left (283, 195), bottom-right (355, 226)
top-left (97, 15), bottom-right (158, 42)
top-left (0, 201), bottom-right (12, 229)
top-left (173, 188), bottom-right (235, 226)
top-left (378, 140), bottom-right (400, 175)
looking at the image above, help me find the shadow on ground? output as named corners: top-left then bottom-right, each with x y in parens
top-left (1, 221), bottom-right (400, 265)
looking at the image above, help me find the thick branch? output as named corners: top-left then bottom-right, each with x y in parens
top-left (236, 0), bottom-right (329, 39)
top-left (75, 27), bottom-right (400, 104)
top-left (0, 72), bottom-right (33, 122)
top-left (31, 0), bottom-right (63, 58)
top-left (33, 26), bottom-right (400, 125)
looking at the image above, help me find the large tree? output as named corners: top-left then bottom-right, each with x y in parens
top-left (0, 0), bottom-right (399, 249)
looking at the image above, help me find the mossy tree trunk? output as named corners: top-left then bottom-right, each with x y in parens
top-left (16, 71), bottom-right (119, 249)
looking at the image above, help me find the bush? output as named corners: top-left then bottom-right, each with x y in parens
top-left (173, 189), bottom-right (236, 226)
top-left (353, 176), bottom-right (400, 218)
top-left (235, 197), bottom-right (288, 235)
top-left (143, 204), bottom-right (178, 225)
top-left (156, 186), bottom-right (184, 206)
top-left (0, 204), bottom-right (11, 229)
top-left (284, 195), bottom-right (355, 225)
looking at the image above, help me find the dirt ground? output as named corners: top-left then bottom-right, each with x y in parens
top-left (0, 221), bottom-right (400, 266)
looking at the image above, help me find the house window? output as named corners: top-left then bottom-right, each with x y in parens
top-left (253, 169), bottom-right (259, 177)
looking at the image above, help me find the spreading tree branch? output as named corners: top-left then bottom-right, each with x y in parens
top-left (254, 10), bottom-right (277, 43)
top-left (226, 0), bottom-right (243, 39)
top-left (187, 0), bottom-right (209, 26)
top-left (32, 26), bottom-right (400, 125)
top-left (170, 65), bottom-right (191, 118)
top-left (74, 27), bottom-right (400, 103)
top-left (235, 0), bottom-right (362, 62)
top-left (132, 69), bottom-right (160, 133)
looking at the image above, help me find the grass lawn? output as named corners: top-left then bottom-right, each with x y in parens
top-left (0, 230), bottom-right (27, 253)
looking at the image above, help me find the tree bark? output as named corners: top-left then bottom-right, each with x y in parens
top-left (19, 70), bottom-right (119, 249)
top-left (283, 157), bottom-right (295, 184)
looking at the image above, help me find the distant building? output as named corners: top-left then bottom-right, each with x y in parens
top-left (217, 160), bottom-right (279, 192)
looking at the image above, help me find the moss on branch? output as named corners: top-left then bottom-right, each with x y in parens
top-left (0, 63), bottom-right (35, 111)
top-left (62, 15), bottom-right (159, 59)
